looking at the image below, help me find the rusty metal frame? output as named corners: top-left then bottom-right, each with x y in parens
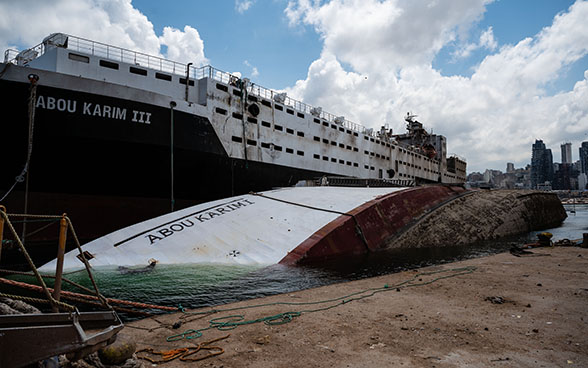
top-left (0, 311), bottom-right (123, 367)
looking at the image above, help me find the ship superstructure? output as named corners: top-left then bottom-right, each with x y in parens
top-left (1, 33), bottom-right (466, 241)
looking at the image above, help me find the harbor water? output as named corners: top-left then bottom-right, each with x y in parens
top-left (27, 205), bottom-right (588, 317)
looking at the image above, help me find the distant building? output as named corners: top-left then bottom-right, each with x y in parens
top-left (580, 141), bottom-right (588, 174)
top-left (553, 163), bottom-right (577, 190)
top-left (561, 142), bottom-right (572, 164)
top-left (506, 162), bottom-right (515, 173)
top-left (579, 173), bottom-right (587, 190)
top-left (531, 140), bottom-right (553, 189)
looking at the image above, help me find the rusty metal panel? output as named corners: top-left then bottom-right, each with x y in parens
top-left (0, 311), bottom-right (123, 368)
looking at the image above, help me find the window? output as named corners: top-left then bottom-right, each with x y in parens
top-left (261, 100), bottom-right (272, 107)
top-left (286, 148), bottom-right (294, 154)
top-left (233, 89), bottom-right (242, 97)
top-left (232, 112), bottom-right (243, 119)
top-left (247, 139), bottom-right (257, 146)
top-left (322, 138), bottom-right (329, 144)
top-left (286, 109), bottom-right (294, 115)
top-left (262, 121), bottom-right (271, 128)
top-left (99, 60), bottom-right (119, 70)
top-left (274, 145), bottom-right (282, 151)
top-left (215, 107), bottom-right (227, 115)
top-left (247, 117), bottom-right (257, 124)
top-left (286, 128), bottom-right (294, 134)
top-left (216, 83), bottom-right (228, 92)
top-left (314, 154), bottom-right (320, 159)
top-left (297, 112), bottom-right (305, 118)
top-left (314, 118), bottom-right (320, 124)
top-left (323, 156), bottom-right (329, 161)
top-left (232, 136), bottom-right (242, 143)
top-left (68, 53), bottom-right (89, 63)
top-left (247, 95), bottom-right (258, 102)
top-left (339, 143), bottom-right (344, 148)
top-left (179, 78), bottom-right (195, 86)
top-left (155, 72), bottom-right (172, 81)
top-left (275, 104), bottom-right (283, 111)
top-left (314, 136), bottom-right (321, 142)
top-left (297, 131), bottom-right (304, 137)
top-left (297, 150), bottom-right (304, 156)
top-left (261, 142), bottom-right (271, 149)
top-left (331, 158), bottom-right (337, 163)
top-left (130, 66), bottom-right (147, 76)
top-left (275, 125), bottom-right (283, 131)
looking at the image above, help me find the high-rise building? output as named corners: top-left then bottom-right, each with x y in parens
top-left (580, 141), bottom-right (588, 174)
top-left (531, 140), bottom-right (553, 189)
top-left (506, 162), bottom-right (515, 173)
top-left (561, 142), bottom-right (572, 164)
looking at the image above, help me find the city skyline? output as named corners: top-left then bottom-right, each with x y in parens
top-left (471, 139), bottom-right (587, 174)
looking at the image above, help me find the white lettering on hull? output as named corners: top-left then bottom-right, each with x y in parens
top-left (36, 95), bottom-right (150, 124)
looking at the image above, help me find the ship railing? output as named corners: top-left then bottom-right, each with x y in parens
top-left (3, 49), bottom-right (19, 64)
top-left (197, 64), bottom-right (378, 138)
top-left (5, 33), bottom-right (383, 140)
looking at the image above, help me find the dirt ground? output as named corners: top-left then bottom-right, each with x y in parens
top-left (123, 246), bottom-right (588, 367)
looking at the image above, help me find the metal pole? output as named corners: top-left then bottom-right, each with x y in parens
top-left (170, 101), bottom-right (177, 212)
top-left (185, 62), bottom-right (193, 102)
top-left (51, 213), bottom-right (68, 312)
top-left (0, 205), bottom-right (5, 263)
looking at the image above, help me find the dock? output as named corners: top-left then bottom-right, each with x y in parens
top-left (122, 246), bottom-right (588, 367)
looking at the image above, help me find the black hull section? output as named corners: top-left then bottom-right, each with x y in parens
top-left (0, 79), bottom-right (329, 250)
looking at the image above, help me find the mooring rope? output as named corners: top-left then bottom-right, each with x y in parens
top-left (167, 266), bottom-right (476, 341)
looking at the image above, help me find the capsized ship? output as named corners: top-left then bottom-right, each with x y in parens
top-left (39, 185), bottom-right (468, 271)
top-left (1, 33), bottom-right (466, 243)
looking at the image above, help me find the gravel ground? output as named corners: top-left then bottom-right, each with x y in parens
top-left (124, 246), bottom-right (588, 367)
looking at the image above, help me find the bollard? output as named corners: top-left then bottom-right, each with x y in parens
top-left (51, 213), bottom-right (68, 312)
top-left (583, 233), bottom-right (588, 248)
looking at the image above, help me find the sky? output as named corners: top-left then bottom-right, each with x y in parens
top-left (1, 0), bottom-right (587, 173)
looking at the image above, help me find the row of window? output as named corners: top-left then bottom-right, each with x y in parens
top-left (397, 161), bottom-right (440, 175)
top-left (215, 82), bottom-right (367, 139)
top-left (230, 136), bottom-right (304, 156)
top-left (68, 52), bottom-right (196, 86)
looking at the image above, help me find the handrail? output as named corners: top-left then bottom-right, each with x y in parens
top-left (0, 205), bottom-right (111, 312)
top-left (5, 33), bottom-right (383, 138)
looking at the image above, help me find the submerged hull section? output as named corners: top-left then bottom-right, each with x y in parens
top-left (39, 185), bottom-right (468, 271)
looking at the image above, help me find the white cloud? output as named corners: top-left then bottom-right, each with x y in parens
top-left (244, 60), bottom-right (259, 77)
top-left (235, 0), bottom-right (255, 14)
top-left (284, 0), bottom-right (588, 172)
top-left (159, 26), bottom-right (208, 66)
top-left (0, 0), bottom-right (207, 66)
top-left (453, 26), bottom-right (497, 59)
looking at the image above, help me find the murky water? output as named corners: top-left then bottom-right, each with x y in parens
top-left (17, 204), bottom-right (588, 318)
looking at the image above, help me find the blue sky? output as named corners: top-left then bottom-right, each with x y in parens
top-left (1, 0), bottom-right (587, 173)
